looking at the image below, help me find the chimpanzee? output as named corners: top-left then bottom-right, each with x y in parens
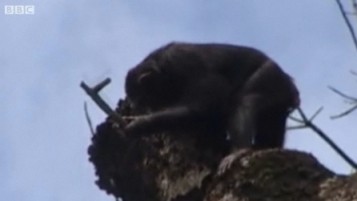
top-left (123, 42), bottom-right (300, 172)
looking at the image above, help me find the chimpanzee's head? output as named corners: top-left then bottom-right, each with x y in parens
top-left (125, 58), bottom-right (182, 112)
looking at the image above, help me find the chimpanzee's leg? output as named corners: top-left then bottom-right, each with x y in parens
top-left (253, 106), bottom-right (289, 149)
top-left (227, 93), bottom-right (263, 150)
top-left (229, 59), bottom-right (295, 149)
top-left (217, 93), bottom-right (265, 175)
top-left (218, 60), bottom-right (295, 174)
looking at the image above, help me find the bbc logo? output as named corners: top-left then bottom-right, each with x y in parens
top-left (4, 5), bottom-right (35, 15)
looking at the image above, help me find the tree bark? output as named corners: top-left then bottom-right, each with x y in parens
top-left (88, 99), bottom-right (357, 201)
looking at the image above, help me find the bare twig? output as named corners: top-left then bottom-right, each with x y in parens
top-left (328, 86), bottom-right (357, 102)
top-left (288, 116), bottom-right (303, 123)
top-left (310, 106), bottom-right (324, 121)
top-left (328, 86), bottom-right (357, 119)
top-left (84, 102), bottom-right (95, 135)
top-left (288, 107), bottom-right (323, 128)
top-left (335, 0), bottom-right (357, 52)
top-left (290, 107), bottom-right (357, 169)
top-left (351, 70), bottom-right (357, 76)
top-left (353, 0), bottom-right (357, 14)
top-left (287, 125), bottom-right (307, 130)
top-left (80, 78), bottom-right (124, 124)
top-left (331, 104), bottom-right (357, 119)
top-left (81, 78), bottom-right (113, 114)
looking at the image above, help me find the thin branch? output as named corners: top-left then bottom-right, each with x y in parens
top-left (80, 78), bottom-right (113, 114)
top-left (80, 78), bottom-right (124, 124)
top-left (292, 107), bottom-right (357, 169)
top-left (351, 70), bottom-right (357, 76)
top-left (331, 104), bottom-right (357, 119)
top-left (353, 0), bottom-right (357, 14)
top-left (328, 86), bottom-right (357, 102)
top-left (335, 0), bottom-right (357, 52)
top-left (289, 107), bottom-right (323, 130)
top-left (346, 11), bottom-right (357, 15)
top-left (84, 102), bottom-right (95, 135)
top-left (310, 106), bottom-right (323, 121)
top-left (297, 107), bottom-right (309, 122)
top-left (302, 118), bottom-right (357, 169)
top-left (287, 125), bottom-right (308, 130)
top-left (288, 115), bottom-right (304, 123)
top-left (329, 86), bottom-right (357, 119)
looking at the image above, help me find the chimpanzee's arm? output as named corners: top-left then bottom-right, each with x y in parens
top-left (124, 74), bottom-right (231, 135)
top-left (125, 106), bottom-right (198, 135)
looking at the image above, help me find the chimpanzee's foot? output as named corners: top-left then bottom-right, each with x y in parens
top-left (217, 148), bottom-right (251, 175)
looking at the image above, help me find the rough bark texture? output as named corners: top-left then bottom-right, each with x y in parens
top-left (88, 99), bottom-right (357, 201)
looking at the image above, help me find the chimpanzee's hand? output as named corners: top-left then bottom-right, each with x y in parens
top-left (122, 116), bottom-right (137, 124)
top-left (123, 115), bottom-right (151, 136)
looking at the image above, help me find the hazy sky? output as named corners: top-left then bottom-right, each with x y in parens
top-left (1, 0), bottom-right (357, 201)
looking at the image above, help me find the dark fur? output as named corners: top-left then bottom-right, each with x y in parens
top-left (124, 42), bottom-right (300, 150)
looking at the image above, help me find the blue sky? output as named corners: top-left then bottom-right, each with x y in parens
top-left (1, 0), bottom-right (357, 200)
